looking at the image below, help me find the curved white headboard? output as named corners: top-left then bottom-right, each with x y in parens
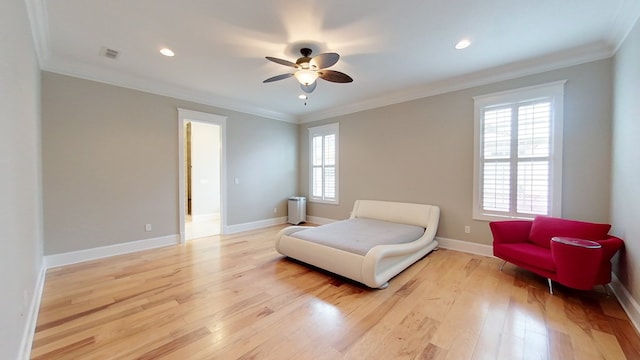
top-left (350, 200), bottom-right (439, 229)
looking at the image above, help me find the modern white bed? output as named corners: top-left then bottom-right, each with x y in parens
top-left (275, 200), bottom-right (440, 289)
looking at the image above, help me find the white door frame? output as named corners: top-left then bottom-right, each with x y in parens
top-left (177, 108), bottom-right (227, 243)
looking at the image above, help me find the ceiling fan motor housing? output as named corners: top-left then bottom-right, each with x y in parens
top-left (296, 48), bottom-right (314, 69)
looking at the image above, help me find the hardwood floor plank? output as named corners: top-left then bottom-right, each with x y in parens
top-left (32, 298), bottom-right (148, 348)
top-left (417, 342), bottom-right (447, 359)
top-left (31, 225), bottom-right (640, 359)
top-left (591, 328), bottom-right (627, 360)
top-left (610, 317), bottom-right (640, 358)
top-left (429, 287), bottom-right (490, 351)
top-left (135, 327), bottom-right (212, 360)
top-left (332, 287), bottom-right (403, 353)
top-left (548, 329), bottom-right (574, 360)
top-left (31, 336), bottom-right (95, 360)
top-left (470, 275), bottom-right (513, 359)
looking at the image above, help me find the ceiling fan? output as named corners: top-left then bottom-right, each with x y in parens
top-left (263, 48), bottom-right (353, 93)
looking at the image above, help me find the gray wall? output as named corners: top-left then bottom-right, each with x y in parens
top-left (0, 0), bottom-right (44, 358)
top-left (42, 72), bottom-right (298, 255)
top-left (300, 58), bottom-right (613, 246)
top-left (612, 18), bottom-right (640, 309)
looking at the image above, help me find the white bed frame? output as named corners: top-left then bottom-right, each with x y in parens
top-left (275, 200), bottom-right (440, 289)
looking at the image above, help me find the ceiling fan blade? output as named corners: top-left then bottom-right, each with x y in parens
top-left (310, 53), bottom-right (339, 69)
top-left (265, 56), bottom-right (298, 68)
top-left (263, 73), bottom-right (294, 83)
top-left (318, 70), bottom-right (353, 83)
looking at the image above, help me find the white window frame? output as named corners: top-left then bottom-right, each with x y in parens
top-left (308, 123), bottom-right (339, 204)
top-left (472, 81), bottom-right (565, 221)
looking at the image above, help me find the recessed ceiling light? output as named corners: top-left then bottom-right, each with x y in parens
top-left (298, 94), bottom-right (308, 100)
top-left (160, 48), bottom-right (175, 57)
top-left (455, 39), bottom-right (471, 50)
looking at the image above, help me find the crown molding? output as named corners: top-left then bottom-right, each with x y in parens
top-left (43, 41), bottom-right (613, 126)
top-left (297, 42), bottom-right (614, 123)
top-left (609, 0), bottom-right (640, 53)
top-left (27, 0), bottom-right (637, 125)
top-left (25, 0), bottom-right (294, 123)
top-left (24, 0), bottom-right (50, 66)
top-left (43, 59), bottom-right (297, 123)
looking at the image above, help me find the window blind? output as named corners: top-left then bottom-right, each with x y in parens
top-left (309, 123), bottom-right (339, 203)
top-left (473, 81), bottom-right (564, 220)
top-left (480, 99), bottom-right (552, 216)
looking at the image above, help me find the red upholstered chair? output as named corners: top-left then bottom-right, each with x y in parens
top-left (490, 216), bottom-right (624, 294)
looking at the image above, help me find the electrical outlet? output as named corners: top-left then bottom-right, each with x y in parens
top-left (273, 207), bottom-right (277, 214)
top-left (464, 225), bottom-right (471, 234)
top-left (145, 224), bottom-right (152, 232)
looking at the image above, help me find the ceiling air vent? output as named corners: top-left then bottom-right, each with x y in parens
top-left (100, 47), bottom-right (120, 60)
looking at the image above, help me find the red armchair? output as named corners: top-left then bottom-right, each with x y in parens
top-left (490, 216), bottom-right (624, 294)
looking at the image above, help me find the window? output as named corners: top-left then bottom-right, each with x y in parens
top-left (309, 123), bottom-right (339, 204)
top-left (473, 81), bottom-right (565, 220)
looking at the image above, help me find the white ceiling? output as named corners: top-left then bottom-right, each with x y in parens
top-left (27, 0), bottom-right (640, 123)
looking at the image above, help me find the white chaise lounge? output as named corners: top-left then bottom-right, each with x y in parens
top-left (275, 200), bottom-right (440, 289)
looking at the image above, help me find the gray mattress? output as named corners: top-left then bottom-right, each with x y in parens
top-left (289, 218), bottom-right (425, 256)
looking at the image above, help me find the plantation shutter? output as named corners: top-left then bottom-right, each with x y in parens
top-left (309, 123), bottom-right (339, 203)
top-left (480, 100), bottom-right (552, 217)
top-left (473, 81), bottom-right (564, 220)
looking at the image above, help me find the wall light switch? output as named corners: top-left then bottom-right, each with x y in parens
top-left (234, 177), bottom-right (240, 185)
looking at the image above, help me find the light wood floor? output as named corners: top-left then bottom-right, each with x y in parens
top-left (32, 225), bottom-right (640, 359)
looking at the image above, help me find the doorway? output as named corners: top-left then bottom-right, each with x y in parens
top-left (178, 109), bottom-right (227, 243)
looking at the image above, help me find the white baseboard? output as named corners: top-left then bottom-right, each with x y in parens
top-left (306, 216), bottom-right (337, 225)
top-left (610, 273), bottom-right (640, 334)
top-left (18, 264), bottom-right (46, 360)
top-left (44, 235), bottom-right (179, 269)
top-left (224, 216), bottom-right (287, 234)
top-left (436, 236), bottom-right (494, 257)
top-left (222, 215), bottom-right (338, 234)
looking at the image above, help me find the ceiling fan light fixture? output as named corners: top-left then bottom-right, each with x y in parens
top-left (300, 81), bottom-right (317, 93)
top-left (294, 69), bottom-right (319, 85)
top-left (264, 47), bottom-right (351, 94)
